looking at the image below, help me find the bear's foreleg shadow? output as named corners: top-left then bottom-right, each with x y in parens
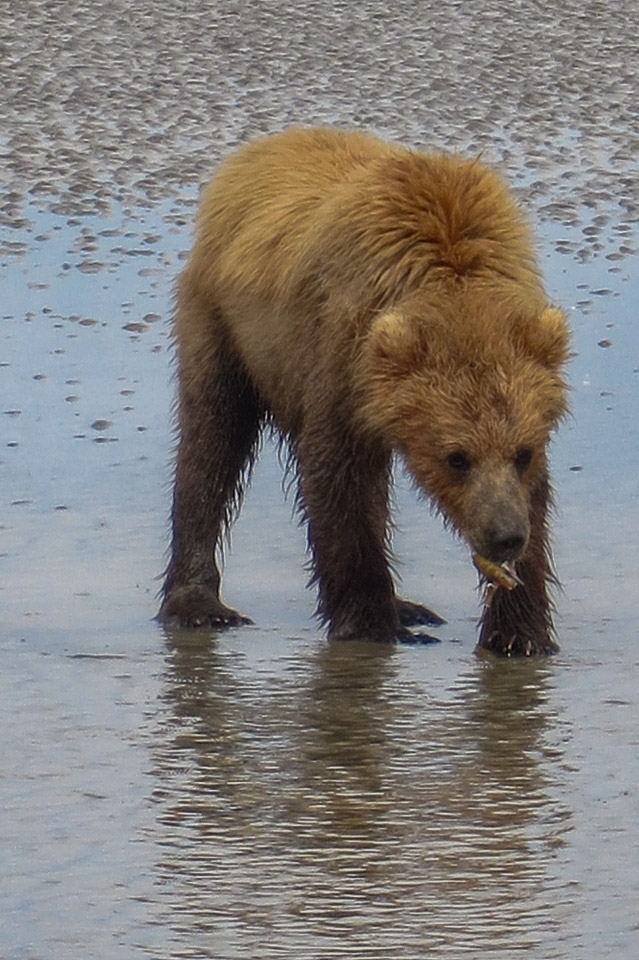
top-left (160, 293), bottom-right (261, 629)
top-left (477, 467), bottom-right (559, 656)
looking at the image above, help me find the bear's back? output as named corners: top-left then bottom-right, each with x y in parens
top-left (293, 145), bottom-right (540, 313)
top-left (191, 127), bottom-right (395, 302)
top-left (190, 127), bottom-right (538, 313)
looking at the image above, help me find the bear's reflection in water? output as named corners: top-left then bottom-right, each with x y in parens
top-left (152, 628), bottom-right (569, 955)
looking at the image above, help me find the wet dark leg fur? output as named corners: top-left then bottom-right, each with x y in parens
top-left (477, 467), bottom-right (559, 656)
top-left (298, 432), bottom-right (399, 641)
top-left (159, 295), bottom-right (261, 629)
top-left (295, 392), bottom-right (442, 643)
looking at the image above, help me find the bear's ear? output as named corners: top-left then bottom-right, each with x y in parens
top-left (527, 306), bottom-right (571, 370)
top-left (366, 309), bottom-right (425, 379)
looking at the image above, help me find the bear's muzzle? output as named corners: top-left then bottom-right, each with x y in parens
top-left (465, 466), bottom-right (531, 564)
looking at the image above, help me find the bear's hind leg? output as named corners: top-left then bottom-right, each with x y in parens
top-left (159, 291), bottom-right (261, 629)
top-left (396, 598), bottom-right (446, 628)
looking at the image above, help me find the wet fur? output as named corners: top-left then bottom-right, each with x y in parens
top-left (477, 465), bottom-right (559, 655)
top-left (160, 127), bottom-right (569, 653)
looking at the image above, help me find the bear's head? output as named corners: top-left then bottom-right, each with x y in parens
top-left (358, 289), bottom-right (570, 563)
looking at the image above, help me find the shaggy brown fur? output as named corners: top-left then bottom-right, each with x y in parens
top-left (160, 127), bottom-right (569, 655)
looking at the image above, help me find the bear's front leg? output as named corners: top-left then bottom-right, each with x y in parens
top-left (296, 417), bottom-right (409, 643)
top-left (477, 470), bottom-right (559, 656)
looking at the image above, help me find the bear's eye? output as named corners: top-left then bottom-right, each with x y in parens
top-left (514, 447), bottom-right (533, 472)
top-left (446, 451), bottom-right (472, 473)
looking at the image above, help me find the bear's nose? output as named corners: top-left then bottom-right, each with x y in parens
top-left (484, 526), bottom-right (527, 562)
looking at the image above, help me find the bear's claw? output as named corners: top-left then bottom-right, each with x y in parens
top-left (476, 630), bottom-right (559, 657)
top-left (396, 598), bottom-right (446, 627)
top-left (159, 584), bottom-right (252, 630)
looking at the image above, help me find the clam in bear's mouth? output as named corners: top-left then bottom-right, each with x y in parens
top-left (472, 554), bottom-right (523, 591)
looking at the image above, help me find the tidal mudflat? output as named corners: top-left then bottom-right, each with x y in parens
top-left (1, 2), bottom-right (638, 958)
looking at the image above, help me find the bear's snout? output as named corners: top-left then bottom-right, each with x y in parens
top-left (481, 516), bottom-right (529, 563)
top-left (465, 467), bottom-right (530, 564)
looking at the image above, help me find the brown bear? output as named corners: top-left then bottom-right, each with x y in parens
top-left (159, 127), bottom-right (569, 655)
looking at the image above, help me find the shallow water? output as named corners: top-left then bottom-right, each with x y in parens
top-left (2, 1), bottom-right (639, 958)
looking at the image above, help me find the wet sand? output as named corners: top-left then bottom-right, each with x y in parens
top-left (2, 1), bottom-right (639, 958)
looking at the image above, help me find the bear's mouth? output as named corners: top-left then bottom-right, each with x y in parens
top-left (472, 554), bottom-right (522, 591)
